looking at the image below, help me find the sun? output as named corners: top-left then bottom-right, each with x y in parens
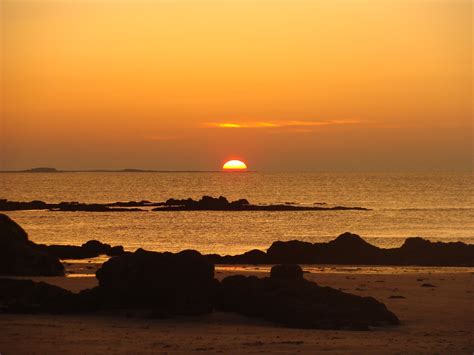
top-left (222, 159), bottom-right (248, 171)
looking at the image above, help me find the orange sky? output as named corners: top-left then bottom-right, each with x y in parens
top-left (1, 0), bottom-right (472, 171)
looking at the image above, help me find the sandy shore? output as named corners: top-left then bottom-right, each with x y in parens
top-left (0, 267), bottom-right (473, 354)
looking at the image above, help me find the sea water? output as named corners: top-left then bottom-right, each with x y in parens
top-left (2, 172), bottom-right (473, 254)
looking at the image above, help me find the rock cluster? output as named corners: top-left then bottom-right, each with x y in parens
top-left (0, 214), bottom-right (64, 276)
top-left (0, 260), bottom-right (399, 330)
top-left (153, 196), bottom-right (368, 211)
top-left (208, 232), bottom-right (474, 266)
top-left (39, 240), bottom-right (124, 259)
top-left (216, 264), bottom-right (399, 330)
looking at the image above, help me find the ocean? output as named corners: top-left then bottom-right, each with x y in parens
top-left (2, 172), bottom-right (473, 254)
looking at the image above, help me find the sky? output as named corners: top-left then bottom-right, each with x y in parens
top-left (1, 0), bottom-right (472, 171)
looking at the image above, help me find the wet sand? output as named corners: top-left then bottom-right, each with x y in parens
top-left (0, 268), bottom-right (473, 354)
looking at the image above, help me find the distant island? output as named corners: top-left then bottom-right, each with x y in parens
top-left (0, 168), bottom-right (253, 173)
top-left (22, 167), bottom-right (60, 173)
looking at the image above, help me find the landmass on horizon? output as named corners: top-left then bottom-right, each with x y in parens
top-left (0, 167), bottom-right (255, 173)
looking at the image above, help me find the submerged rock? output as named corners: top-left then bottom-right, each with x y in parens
top-left (0, 214), bottom-right (64, 276)
top-left (215, 265), bottom-right (399, 330)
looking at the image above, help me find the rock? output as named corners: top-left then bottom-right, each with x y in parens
top-left (270, 264), bottom-right (303, 280)
top-left (0, 214), bottom-right (64, 276)
top-left (206, 249), bottom-right (268, 264)
top-left (215, 265), bottom-right (399, 330)
top-left (42, 245), bottom-right (95, 259)
top-left (39, 240), bottom-right (124, 259)
top-left (316, 232), bottom-right (386, 264)
top-left (0, 278), bottom-right (73, 313)
top-left (1, 196), bottom-right (369, 212)
top-left (154, 196), bottom-right (369, 212)
top-left (23, 167), bottom-right (58, 173)
top-left (53, 202), bottom-right (144, 212)
top-left (95, 248), bottom-right (217, 315)
top-left (266, 240), bottom-right (316, 264)
top-left (82, 240), bottom-right (112, 254)
top-left (397, 238), bottom-right (474, 266)
top-left (107, 245), bottom-right (125, 256)
top-left (265, 233), bottom-right (473, 266)
top-left (0, 199), bottom-right (51, 211)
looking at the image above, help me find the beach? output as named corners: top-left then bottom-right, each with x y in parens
top-left (1, 266), bottom-right (472, 354)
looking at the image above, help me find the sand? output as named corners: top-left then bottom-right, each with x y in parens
top-left (0, 267), bottom-right (473, 354)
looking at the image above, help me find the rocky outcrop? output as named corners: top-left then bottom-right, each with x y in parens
top-left (0, 264), bottom-right (400, 331)
top-left (52, 202), bottom-right (144, 212)
top-left (267, 233), bottom-right (387, 265)
top-left (0, 278), bottom-right (73, 313)
top-left (0, 214), bottom-right (64, 276)
top-left (39, 240), bottom-right (124, 259)
top-left (215, 265), bottom-right (399, 330)
top-left (0, 196), bottom-right (368, 212)
top-left (0, 199), bottom-right (53, 211)
top-left (209, 232), bottom-right (473, 267)
top-left (153, 196), bottom-right (369, 211)
top-left (206, 249), bottom-right (269, 264)
top-left (395, 237), bottom-right (474, 266)
top-left (94, 249), bottom-right (217, 315)
top-left (0, 199), bottom-right (145, 212)
top-left (265, 233), bottom-right (473, 266)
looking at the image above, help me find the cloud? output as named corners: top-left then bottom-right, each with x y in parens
top-left (205, 119), bottom-right (359, 129)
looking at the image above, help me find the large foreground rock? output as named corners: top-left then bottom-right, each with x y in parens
top-left (95, 248), bottom-right (217, 315)
top-left (215, 264), bottom-right (400, 330)
top-left (0, 214), bottom-right (64, 276)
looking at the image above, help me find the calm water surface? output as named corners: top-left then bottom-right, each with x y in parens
top-left (2, 172), bottom-right (473, 254)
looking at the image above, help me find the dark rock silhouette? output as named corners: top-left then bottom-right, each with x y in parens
top-left (23, 167), bottom-right (59, 173)
top-left (39, 240), bottom-right (125, 259)
top-left (0, 278), bottom-right (74, 313)
top-left (396, 237), bottom-right (473, 266)
top-left (0, 196), bottom-right (368, 212)
top-left (154, 196), bottom-right (368, 211)
top-left (270, 264), bottom-right (304, 280)
top-left (105, 200), bottom-right (161, 207)
top-left (205, 232), bottom-right (473, 266)
top-left (94, 249), bottom-right (217, 315)
top-left (0, 266), bottom-right (400, 331)
top-left (0, 199), bottom-right (145, 212)
top-left (262, 232), bottom-right (473, 266)
top-left (0, 214), bottom-right (64, 276)
top-left (215, 265), bottom-right (399, 330)
top-left (207, 249), bottom-right (269, 264)
top-left (53, 202), bottom-right (144, 212)
top-left (0, 199), bottom-right (53, 211)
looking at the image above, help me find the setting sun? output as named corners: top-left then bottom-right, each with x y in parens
top-left (222, 160), bottom-right (247, 171)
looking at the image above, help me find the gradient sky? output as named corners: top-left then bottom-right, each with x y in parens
top-left (1, 0), bottom-right (472, 171)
